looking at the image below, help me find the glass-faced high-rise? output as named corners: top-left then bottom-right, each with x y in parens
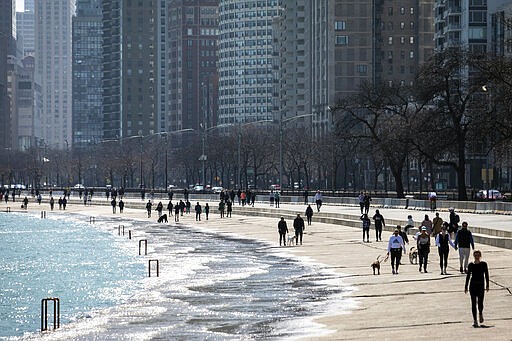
top-left (72, 0), bottom-right (102, 147)
top-left (217, 0), bottom-right (280, 124)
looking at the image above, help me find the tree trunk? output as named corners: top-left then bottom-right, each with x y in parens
top-left (457, 135), bottom-right (468, 201)
top-left (389, 163), bottom-right (405, 198)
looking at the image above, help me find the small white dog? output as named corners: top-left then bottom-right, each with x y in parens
top-left (287, 234), bottom-right (296, 246)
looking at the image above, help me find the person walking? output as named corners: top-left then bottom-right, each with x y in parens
top-left (146, 200), bottom-right (152, 218)
top-left (387, 228), bottom-right (406, 274)
top-left (303, 189), bottom-right (309, 204)
top-left (360, 214), bottom-right (371, 243)
top-left (185, 200), bottom-right (191, 214)
top-left (314, 190), bottom-right (323, 212)
top-left (397, 225), bottom-right (409, 246)
top-left (454, 221), bottom-right (475, 274)
top-left (226, 200), bottom-right (232, 217)
top-left (156, 201), bottom-right (164, 217)
top-left (62, 197), bottom-right (67, 210)
top-left (448, 208), bottom-right (460, 239)
top-left (358, 192), bottom-right (365, 215)
top-left (218, 200), bottom-right (225, 218)
top-left (372, 209), bottom-right (385, 242)
top-left (22, 196), bottom-right (29, 209)
top-left (363, 192), bottom-right (371, 214)
top-left (436, 223), bottom-right (455, 275)
top-left (204, 203), bottom-right (210, 220)
top-left (111, 198), bottom-right (117, 214)
top-left (278, 217), bottom-right (289, 247)
top-left (432, 212), bottom-right (443, 240)
top-left (49, 196), bottom-right (55, 211)
top-left (305, 204), bottom-right (313, 226)
top-left (119, 199), bottom-right (124, 213)
top-left (293, 213), bottom-right (305, 245)
top-left (417, 226), bottom-right (430, 273)
top-left (274, 191), bottom-right (280, 208)
top-left (421, 214), bottom-right (433, 236)
top-left (179, 200), bottom-right (185, 216)
top-left (195, 202), bottom-right (202, 221)
top-left (465, 250), bottom-right (490, 328)
top-left (167, 200), bottom-right (173, 216)
top-left (174, 203), bottom-right (180, 222)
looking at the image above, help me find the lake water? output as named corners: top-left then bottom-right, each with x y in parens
top-left (0, 212), bottom-right (353, 340)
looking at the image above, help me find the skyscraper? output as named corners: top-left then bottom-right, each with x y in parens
top-left (16, 2), bottom-right (35, 57)
top-left (72, 0), bottom-right (102, 147)
top-left (217, 0), bottom-right (280, 125)
top-left (34, 0), bottom-right (75, 149)
top-left (0, 0), bottom-right (16, 149)
top-left (167, 0), bottom-right (219, 131)
top-left (102, 0), bottom-right (159, 140)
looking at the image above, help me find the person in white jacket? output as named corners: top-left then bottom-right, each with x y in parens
top-left (387, 229), bottom-right (406, 274)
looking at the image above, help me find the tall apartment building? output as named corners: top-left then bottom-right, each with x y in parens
top-left (272, 1), bottom-right (313, 132)
top-left (167, 0), bottom-right (219, 131)
top-left (35, 0), bottom-right (75, 149)
top-left (273, 0), bottom-right (434, 138)
top-left (16, 1), bottom-right (35, 57)
top-left (72, 0), bottom-right (103, 147)
top-left (16, 56), bottom-right (39, 151)
top-left (217, 0), bottom-right (280, 125)
top-left (434, 0), bottom-right (510, 53)
top-left (491, 2), bottom-right (512, 57)
top-left (0, 0), bottom-right (16, 150)
top-left (102, 0), bottom-right (159, 140)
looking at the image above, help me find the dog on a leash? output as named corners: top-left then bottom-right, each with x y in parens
top-left (409, 246), bottom-right (418, 264)
top-left (157, 214), bottom-right (168, 223)
top-left (371, 255), bottom-right (388, 275)
top-left (287, 234), bottom-right (296, 246)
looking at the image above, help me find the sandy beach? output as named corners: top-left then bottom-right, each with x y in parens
top-left (5, 197), bottom-right (512, 340)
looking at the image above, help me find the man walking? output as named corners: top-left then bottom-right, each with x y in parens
top-left (293, 213), bottom-right (305, 245)
top-left (372, 209), bottom-right (385, 242)
top-left (278, 217), bottom-right (288, 246)
top-left (195, 202), bottom-right (202, 221)
top-left (455, 221), bottom-right (475, 274)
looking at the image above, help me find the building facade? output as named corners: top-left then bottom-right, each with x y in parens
top-left (34, 0), bottom-right (75, 149)
top-left (72, 0), bottom-right (103, 147)
top-left (16, 4), bottom-right (35, 57)
top-left (16, 56), bottom-right (38, 151)
top-left (217, 0), bottom-right (280, 125)
top-left (167, 0), bottom-right (219, 132)
top-left (102, 0), bottom-right (160, 140)
top-left (0, 0), bottom-right (16, 150)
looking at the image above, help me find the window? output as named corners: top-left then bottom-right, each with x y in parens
top-left (409, 51), bottom-right (414, 59)
top-left (410, 7), bottom-right (414, 15)
top-left (336, 35), bottom-right (349, 45)
top-left (410, 36), bottom-right (414, 44)
top-left (335, 21), bottom-right (346, 31)
top-left (388, 7), bottom-right (393, 16)
top-left (401, 36), bottom-right (405, 44)
top-left (410, 21), bottom-right (415, 29)
top-left (356, 64), bottom-right (367, 74)
top-left (388, 36), bottom-right (393, 44)
top-left (400, 22), bottom-right (405, 30)
top-left (400, 7), bottom-right (405, 15)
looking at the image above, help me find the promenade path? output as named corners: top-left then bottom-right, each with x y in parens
top-left (3, 196), bottom-right (512, 340)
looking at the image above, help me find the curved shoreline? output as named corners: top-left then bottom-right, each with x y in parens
top-left (4, 199), bottom-right (512, 340)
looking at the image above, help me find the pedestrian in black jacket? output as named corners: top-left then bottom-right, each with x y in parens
top-left (305, 205), bottom-right (313, 225)
top-left (278, 217), bottom-right (288, 246)
top-left (293, 213), bottom-right (305, 245)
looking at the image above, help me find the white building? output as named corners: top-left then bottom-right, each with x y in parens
top-left (217, 0), bottom-right (280, 124)
top-left (34, 0), bottom-right (75, 149)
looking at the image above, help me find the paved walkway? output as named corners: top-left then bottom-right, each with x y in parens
top-left (3, 197), bottom-right (512, 340)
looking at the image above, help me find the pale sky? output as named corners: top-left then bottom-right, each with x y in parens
top-left (16, 0), bottom-right (24, 12)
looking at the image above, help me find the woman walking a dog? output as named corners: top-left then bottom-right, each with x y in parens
top-left (465, 250), bottom-right (489, 328)
top-left (387, 228), bottom-right (406, 274)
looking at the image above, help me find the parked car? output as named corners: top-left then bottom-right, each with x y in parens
top-left (476, 189), bottom-right (504, 200)
top-left (212, 186), bottom-right (223, 194)
top-left (73, 184), bottom-right (85, 189)
top-left (269, 184), bottom-right (281, 190)
top-left (193, 185), bottom-right (204, 192)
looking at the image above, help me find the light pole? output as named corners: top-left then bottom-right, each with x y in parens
top-left (279, 113), bottom-right (316, 190)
